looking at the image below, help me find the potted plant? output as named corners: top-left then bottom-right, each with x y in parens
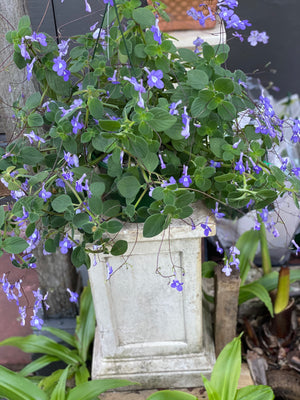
top-left (0, 0), bottom-right (299, 389)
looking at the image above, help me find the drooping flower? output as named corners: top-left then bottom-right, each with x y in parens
top-left (200, 216), bottom-right (212, 237)
top-left (181, 106), bottom-right (190, 139)
top-left (19, 38), bottom-right (30, 60)
top-left (84, 0), bottom-right (91, 13)
top-left (66, 288), bottom-right (79, 303)
top-left (150, 17), bottom-right (162, 45)
top-left (58, 38), bottom-right (70, 57)
top-left (211, 202), bottom-right (225, 219)
top-left (24, 130), bottom-right (45, 144)
top-left (170, 279), bottom-right (183, 292)
top-left (216, 241), bottom-right (223, 254)
top-left (107, 69), bottom-right (120, 84)
top-left (260, 207), bottom-right (269, 222)
top-left (71, 111), bottom-right (84, 134)
top-left (39, 184), bottom-right (52, 202)
top-left (179, 165), bottom-right (192, 188)
top-left (26, 57), bottom-right (36, 81)
top-left (25, 32), bottom-right (47, 47)
top-left (106, 262), bottom-right (113, 280)
top-left (64, 151), bottom-right (79, 167)
top-left (235, 152), bottom-right (245, 174)
top-left (158, 154), bottom-right (166, 169)
top-left (169, 99), bottom-right (182, 115)
top-left (103, 0), bottom-right (114, 5)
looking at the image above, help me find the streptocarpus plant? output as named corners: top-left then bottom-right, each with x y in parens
top-left (1, 0), bottom-right (300, 327)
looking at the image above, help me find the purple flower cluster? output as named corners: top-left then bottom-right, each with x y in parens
top-left (66, 288), bottom-right (79, 303)
top-left (144, 68), bottom-right (164, 89)
top-left (59, 234), bottom-right (73, 255)
top-left (170, 279), bottom-right (183, 292)
top-left (181, 106), bottom-right (190, 139)
top-left (247, 31), bottom-right (269, 46)
top-left (291, 119), bottom-right (300, 143)
top-left (71, 112), bottom-right (84, 134)
top-left (187, 5), bottom-right (215, 27)
top-left (31, 288), bottom-right (49, 330)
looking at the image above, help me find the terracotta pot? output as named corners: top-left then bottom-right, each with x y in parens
top-left (153, 0), bottom-right (218, 32)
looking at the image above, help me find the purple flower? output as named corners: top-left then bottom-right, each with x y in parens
top-left (75, 173), bottom-right (88, 192)
top-left (71, 111), bottom-right (84, 134)
top-left (62, 168), bottom-right (74, 183)
top-left (103, 0), bottom-right (114, 5)
top-left (248, 157), bottom-right (262, 174)
top-left (150, 17), bottom-right (162, 45)
top-left (246, 199), bottom-right (255, 209)
top-left (161, 176), bottom-right (176, 187)
top-left (144, 68), bottom-right (164, 89)
top-left (210, 160), bottom-right (222, 168)
top-left (248, 30), bottom-right (269, 46)
top-left (187, 8), bottom-right (199, 21)
top-left (222, 260), bottom-right (232, 277)
top-left (169, 100), bottom-right (182, 115)
top-left (219, 0), bottom-right (238, 9)
top-left (107, 69), bottom-right (120, 84)
top-left (211, 202), bottom-right (225, 219)
top-left (66, 288), bottom-right (79, 303)
top-left (18, 306), bottom-right (27, 326)
top-left (158, 154), bottom-right (166, 169)
top-left (149, 186), bottom-right (154, 197)
top-left (254, 219), bottom-right (261, 231)
top-left (235, 152), bottom-right (245, 174)
top-left (30, 314), bottom-right (44, 330)
top-left (58, 39), bottom-right (70, 57)
top-left (178, 165), bottom-right (192, 188)
top-left (39, 184), bottom-right (52, 202)
top-left (170, 279), bottom-right (183, 292)
top-left (90, 22), bottom-right (99, 31)
top-left (64, 151), bottom-right (79, 167)
top-left (19, 38), bottom-right (30, 60)
top-left (26, 57), bottom-right (36, 81)
top-left (106, 262), bottom-right (113, 280)
top-left (260, 207), bottom-right (269, 223)
top-left (84, 0), bottom-right (91, 12)
top-left (201, 216), bottom-right (212, 237)
top-left (181, 106), bottom-right (190, 139)
top-left (291, 239), bottom-right (300, 255)
top-left (216, 241), bottom-right (223, 254)
top-left (24, 130), bottom-right (45, 144)
top-left (291, 119), bottom-right (300, 143)
top-left (59, 235), bottom-right (73, 255)
top-left (25, 32), bottom-right (47, 47)
top-left (52, 56), bottom-right (67, 76)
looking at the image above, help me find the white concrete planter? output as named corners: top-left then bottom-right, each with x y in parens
top-left (88, 204), bottom-right (216, 389)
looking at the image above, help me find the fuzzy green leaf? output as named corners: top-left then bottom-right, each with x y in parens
top-left (2, 237), bottom-right (29, 254)
top-left (143, 213), bottom-right (167, 238)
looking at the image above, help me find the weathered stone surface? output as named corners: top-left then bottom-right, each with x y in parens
top-left (89, 204), bottom-right (216, 389)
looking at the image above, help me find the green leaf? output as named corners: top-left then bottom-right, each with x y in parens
top-left (66, 379), bottom-right (134, 400)
top-left (239, 282), bottom-right (274, 317)
top-left (20, 147), bottom-right (44, 165)
top-left (51, 195), bottom-right (73, 213)
top-left (146, 390), bottom-right (198, 400)
top-left (42, 327), bottom-right (76, 348)
top-left (98, 119), bottom-right (121, 131)
top-left (143, 213), bottom-right (167, 238)
top-left (132, 8), bottom-right (156, 28)
top-left (19, 355), bottom-right (60, 377)
top-left (214, 77), bottom-right (234, 94)
top-left (0, 205), bottom-right (4, 228)
top-left (117, 175), bottom-right (141, 199)
top-left (148, 108), bottom-right (176, 132)
top-left (50, 365), bottom-right (69, 400)
top-left (111, 240), bottom-right (128, 256)
top-left (202, 43), bottom-right (215, 61)
top-left (18, 15), bottom-right (31, 31)
top-left (0, 365), bottom-right (47, 400)
top-left (210, 137), bottom-right (227, 158)
top-left (177, 48), bottom-right (198, 63)
top-left (187, 69), bottom-right (209, 90)
top-left (210, 336), bottom-right (242, 399)
top-left (236, 229), bottom-right (260, 284)
top-left (28, 112), bottom-right (44, 127)
top-left (202, 261), bottom-right (217, 278)
top-left (202, 375), bottom-right (221, 400)
top-left (71, 246), bottom-right (88, 268)
top-left (106, 220), bottom-right (123, 234)
top-left (28, 171), bottom-right (49, 186)
top-left (45, 70), bottom-right (71, 97)
top-left (75, 365), bottom-right (90, 386)
top-left (75, 285), bottom-right (96, 362)
top-left (0, 335), bottom-right (82, 365)
top-left (217, 101), bottom-right (237, 121)
top-left (214, 173), bottom-right (235, 182)
top-left (88, 195), bottom-right (103, 215)
top-left (88, 98), bottom-right (103, 119)
top-left (235, 385), bottom-right (274, 400)
top-left (73, 213), bottom-right (90, 228)
top-left (25, 92), bottom-right (42, 110)
top-left (2, 237), bottom-right (29, 254)
top-left (44, 238), bottom-right (57, 253)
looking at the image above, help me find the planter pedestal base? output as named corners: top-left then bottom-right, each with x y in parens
top-left (89, 204), bottom-right (215, 389)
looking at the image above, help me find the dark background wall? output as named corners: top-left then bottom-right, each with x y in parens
top-left (225, 0), bottom-right (300, 99)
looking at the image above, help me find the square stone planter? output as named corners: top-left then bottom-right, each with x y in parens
top-left (89, 204), bottom-right (216, 389)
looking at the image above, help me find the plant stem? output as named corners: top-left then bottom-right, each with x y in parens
top-left (259, 222), bottom-right (272, 275)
